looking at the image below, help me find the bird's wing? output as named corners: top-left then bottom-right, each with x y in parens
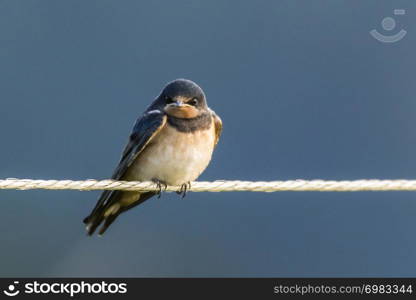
top-left (212, 110), bottom-right (222, 147)
top-left (111, 110), bottom-right (167, 180)
top-left (84, 110), bottom-right (166, 228)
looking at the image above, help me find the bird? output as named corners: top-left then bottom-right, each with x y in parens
top-left (83, 79), bottom-right (222, 235)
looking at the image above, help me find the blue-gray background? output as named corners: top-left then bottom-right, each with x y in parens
top-left (0, 0), bottom-right (415, 277)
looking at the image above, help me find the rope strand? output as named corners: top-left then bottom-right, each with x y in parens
top-left (1, 178), bottom-right (416, 192)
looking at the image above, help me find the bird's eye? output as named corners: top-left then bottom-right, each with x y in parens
top-left (188, 98), bottom-right (198, 106)
top-left (165, 96), bottom-right (174, 104)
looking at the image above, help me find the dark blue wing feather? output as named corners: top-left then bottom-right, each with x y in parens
top-left (111, 110), bottom-right (166, 180)
top-left (84, 110), bottom-right (166, 228)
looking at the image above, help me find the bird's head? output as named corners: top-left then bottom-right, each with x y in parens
top-left (160, 79), bottom-right (208, 119)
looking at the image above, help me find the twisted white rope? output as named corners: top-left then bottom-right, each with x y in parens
top-left (1, 178), bottom-right (416, 192)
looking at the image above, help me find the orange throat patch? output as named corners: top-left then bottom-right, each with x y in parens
top-left (165, 106), bottom-right (199, 119)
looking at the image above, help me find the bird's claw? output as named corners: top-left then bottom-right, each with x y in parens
top-left (152, 179), bottom-right (167, 198)
top-left (177, 182), bottom-right (191, 198)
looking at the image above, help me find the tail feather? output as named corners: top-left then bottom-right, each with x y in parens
top-left (84, 191), bottom-right (156, 236)
top-left (98, 211), bottom-right (120, 235)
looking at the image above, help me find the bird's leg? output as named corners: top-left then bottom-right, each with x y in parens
top-left (152, 178), bottom-right (167, 198)
top-left (177, 181), bottom-right (191, 198)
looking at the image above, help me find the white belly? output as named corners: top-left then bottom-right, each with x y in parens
top-left (124, 122), bottom-right (216, 185)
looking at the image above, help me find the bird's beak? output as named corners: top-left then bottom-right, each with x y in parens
top-left (172, 100), bottom-right (184, 107)
top-left (165, 98), bottom-right (199, 119)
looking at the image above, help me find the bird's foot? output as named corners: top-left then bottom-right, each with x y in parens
top-left (177, 182), bottom-right (191, 198)
top-left (152, 179), bottom-right (167, 198)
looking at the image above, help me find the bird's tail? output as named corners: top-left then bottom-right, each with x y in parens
top-left (83, 191), bottom-right (156, 236)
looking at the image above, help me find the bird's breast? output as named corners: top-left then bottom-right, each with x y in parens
top-left (124, 119), bottom-right (216, 185)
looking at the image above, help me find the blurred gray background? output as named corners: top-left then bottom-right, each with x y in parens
top-left (1, 0), bottom-right (415, 277)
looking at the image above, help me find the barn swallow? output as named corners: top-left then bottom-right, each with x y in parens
top-left (83, 79), bottom-right (222, 235)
